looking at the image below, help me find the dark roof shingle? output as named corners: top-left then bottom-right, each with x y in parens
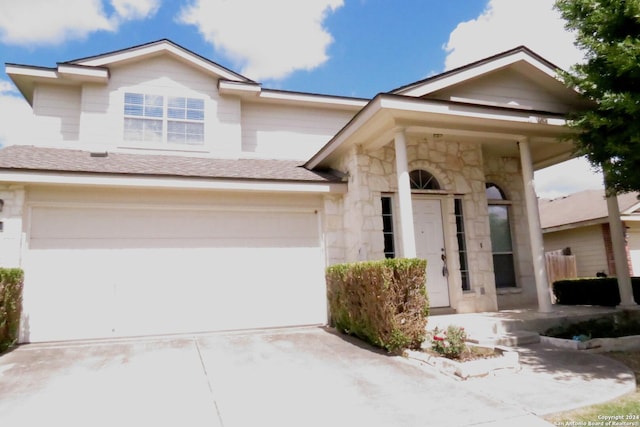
top-left (539, 189), bottom-right (640, 229)
top-left (0, 145), bottom-right (340, 183)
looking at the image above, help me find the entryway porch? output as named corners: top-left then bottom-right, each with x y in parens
top-left (429, 304), bottom-right (626, 346)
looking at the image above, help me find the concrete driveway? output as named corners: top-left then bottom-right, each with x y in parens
top-left (0, 327), bottom-right (555, 427)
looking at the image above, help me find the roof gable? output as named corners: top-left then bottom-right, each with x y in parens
top-left (65, 39), bottom-right (253, 83)
top-left (392, 46), bottom-right (588, 114)
top-left (6, 39), bottom-right (255, 106)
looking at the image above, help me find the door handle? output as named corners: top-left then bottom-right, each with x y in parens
top-left (441, 248), bottom-right (448, 277)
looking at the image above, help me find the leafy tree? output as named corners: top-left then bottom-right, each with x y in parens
top-left (555, 0), bottom-right (640, 194)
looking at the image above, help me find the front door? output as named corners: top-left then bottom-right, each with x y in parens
top-left (413, 198), bottom-right (450, 307)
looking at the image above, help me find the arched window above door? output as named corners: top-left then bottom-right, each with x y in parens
top-left (410, 169), bottom-right (440, 190)
top-left (485, 182), bottom-right (507, 200)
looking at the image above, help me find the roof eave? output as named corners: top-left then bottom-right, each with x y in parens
top-left (218, 79), bottom-right (368, 109)
top-left (5, 63), bottom-right (109, 105)
top-left (542, 217), bottom-right (609, 233)
top-left (305, 93), bottom-right (572, 170)
top-left (0, 169), bottom-right (347, 194)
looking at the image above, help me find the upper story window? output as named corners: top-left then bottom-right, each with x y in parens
top-left (124, 92), bottom-right (205, 145)
top-left (409, 170), bottom-right (440, 190)
top-left (124, 93), bottom-right (163, 142)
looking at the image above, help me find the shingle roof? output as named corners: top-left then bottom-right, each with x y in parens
top-left (0, 145), bottom-right (341, 183)
top-left (539, 189), bottom-right (640, 229)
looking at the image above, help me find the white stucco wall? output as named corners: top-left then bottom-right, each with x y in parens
top-left (0, 185), bottom-right (25, 268)
top-left (484, 155), bottom-right (538, 309)
top-left (241, 102), bottom-right (354, 160)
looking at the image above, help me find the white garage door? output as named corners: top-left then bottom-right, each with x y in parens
top-left (629, 229), bottom-right (640, 276)
top-left (22, 204), bottom-right (326, 342)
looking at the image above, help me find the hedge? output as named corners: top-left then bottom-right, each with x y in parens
top-left (0, 268), bottom-right (24, 352)
top-left (326, 258), bottom-right (428, 353)
top-left (552, 277), bottom-right (640, 307)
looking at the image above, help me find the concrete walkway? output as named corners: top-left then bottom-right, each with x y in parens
top-left (461, 343), bottom-right (636, 416)
top-left (0, 327), bottom-right (635, 427)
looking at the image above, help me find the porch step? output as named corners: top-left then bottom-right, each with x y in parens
top-left (468, 330), bottom-right (541, 347)
top-left (428, 313), bottom-right (524, 338)
top-left (429, 307), bottom-right (457, 316)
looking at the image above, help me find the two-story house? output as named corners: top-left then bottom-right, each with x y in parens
top-left (2, 40), bottom-right (586, 342)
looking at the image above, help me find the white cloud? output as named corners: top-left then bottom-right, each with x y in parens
top-left (111, 0), bottom-right (160, 20)
top-left (178, 0), bottom-right (343, 81)
top-left (0, 80), bottom-right (37, 147)
top-left (0, 80), bottom-right (17, 95)
top-left (444, 0), bottom-right (584, 71)
top-left (535, 157), bottom-right (604, 199)
top-left (447, 1), bottom-right (596, 198)
top-left (0, 0), bottom-right (159, 45)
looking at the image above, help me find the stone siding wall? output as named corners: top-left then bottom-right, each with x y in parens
top-left (484, 155), bottom-right (538, 308)
top-left (325, 134), bottom-right (530, 312)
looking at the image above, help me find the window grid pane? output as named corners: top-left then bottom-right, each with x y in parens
top-left (167, 96), bottom-right (204, 145)
top-left (381, 197), bottom-right (395, 259)
top-left (168, 122), bottom-right (204, 145)
top-left (124, 93), bottom-right (205, 144)
top-left (487, 183), bottom-right (517, 288)
top-left (455, 198), bottom-right (470, 291)
top-left (409, 169), bottom-right (441, 190)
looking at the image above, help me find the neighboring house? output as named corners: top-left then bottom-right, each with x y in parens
top-left (2, 40), bottom-right (587, 343)
top-left (540, 189), bottom-right (640, 277)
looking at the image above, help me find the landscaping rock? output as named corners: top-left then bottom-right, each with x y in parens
top-left (404, 344), bottom-right (520, 380)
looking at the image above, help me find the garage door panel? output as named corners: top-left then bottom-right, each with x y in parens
top-left (630, 230), bottom-right (640, 276)
top-left (23, 204), bottom-right (326, 342)
top-left (112, 245), bottom-right (325, 336)
top-left (24, 249), bottom-right (116, 341)
top-left (30, 207), bottom-right (319, 241)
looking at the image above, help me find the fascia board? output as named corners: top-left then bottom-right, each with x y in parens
top-left (5, 64), bottom-right (58, 80)
top-left (258, 89), bottom-right (368, 109)
top-left (219, 80), bottom-right (367, 110)
top-left (56, 64), bottom-right (109, 82)
top-left (0, 171), bottom-right (347, 194)
top-left (542, 217), bottom-right (608, 233)
top-left (5, 65), bottom-right (58, 105)
top-left (218, 80), bottom-right (262, 96)
top-left (379, 96), bottom-right (567, 127)
top-left (7, 63), bottom-right (109, 85)
top-left (622, 201), bottom-right (640, 215)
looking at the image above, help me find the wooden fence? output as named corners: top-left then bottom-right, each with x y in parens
top-left (545, 249), bottom-right (578, 285)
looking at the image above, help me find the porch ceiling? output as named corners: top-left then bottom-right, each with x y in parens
top-left (306, 93), bottom-right (577, 171)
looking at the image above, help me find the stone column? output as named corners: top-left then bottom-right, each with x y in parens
top-left (518, 139), bottom-right (552, 312)
top-left (605, 179), bottom-right (637, 307)
top-left (394, 129), bottom-right (416, 258)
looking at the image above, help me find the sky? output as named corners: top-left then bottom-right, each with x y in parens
top-left (0, 0), bottom-right (604, 198)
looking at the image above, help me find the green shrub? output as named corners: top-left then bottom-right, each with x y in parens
top-left (544, 316), bottom-right (640, 339)
top-left (552, 277), bottom-right (640, 307)
top-left (326, 258), bottom-right (428, 353)
top-left (0, 268), bottom-right (24, 353)
top-left (430, 325), bottom-right (468, 359)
